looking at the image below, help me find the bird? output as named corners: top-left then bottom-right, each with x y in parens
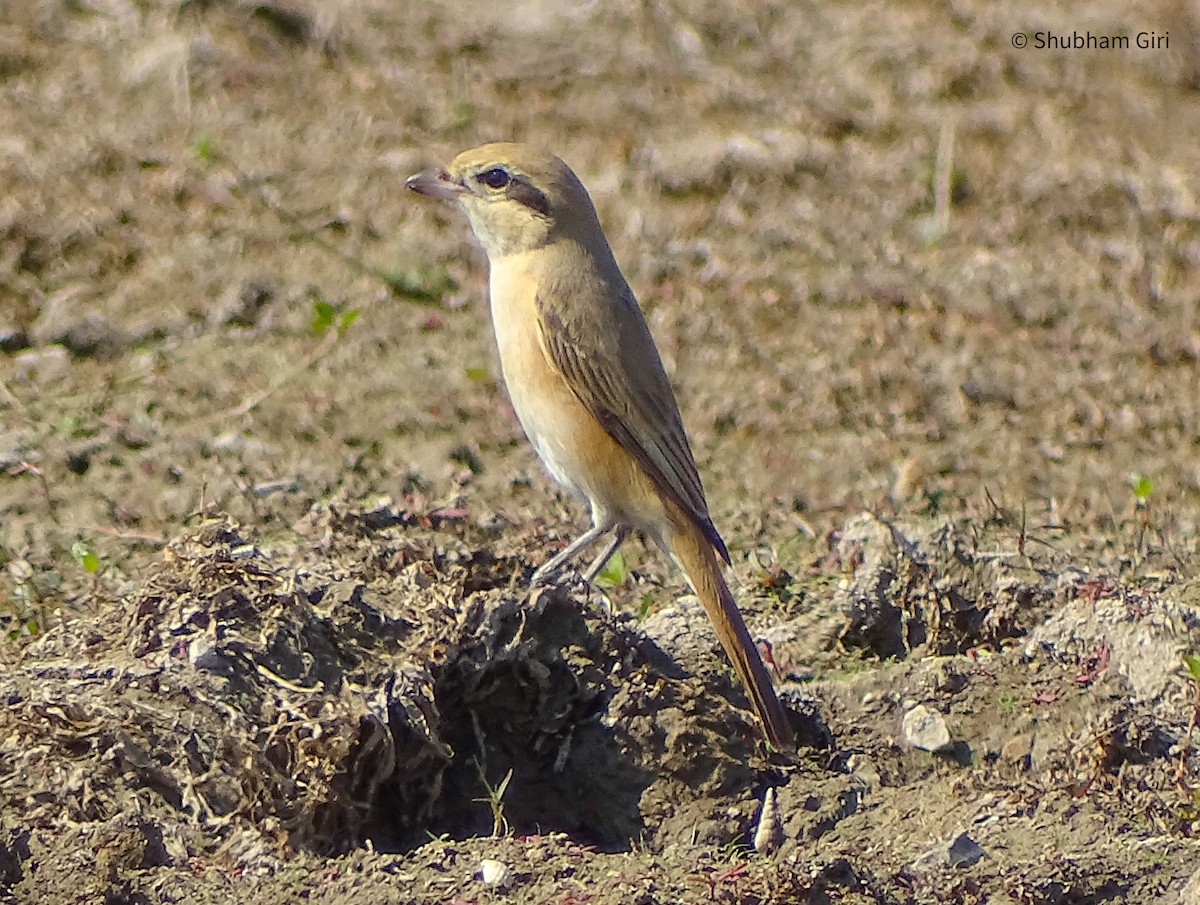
top-left (406, 142), bottom-right (793, 751)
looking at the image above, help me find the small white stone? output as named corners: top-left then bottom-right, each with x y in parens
top-left (753, 787), bottom-right (784, 854)
top-left (478, 859), bottom-right (512, 888)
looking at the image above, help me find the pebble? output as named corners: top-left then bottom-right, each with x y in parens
top-left (947, 832), bottom-right (985, 868)
top-left (478, 859), bottom-right (512, 888)
top-left (902, 703), bottom-right (952, 753)
top-left (753, 787), bottom-right (783, 854)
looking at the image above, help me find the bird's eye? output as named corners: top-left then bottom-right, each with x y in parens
top-left (476, 168), bottom-right (511, 189)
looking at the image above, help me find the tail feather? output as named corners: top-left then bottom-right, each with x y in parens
top-left (668, 519), bottom-right (794, 751)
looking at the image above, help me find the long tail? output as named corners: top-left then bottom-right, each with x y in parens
top-left (667, 516), bottom-right (794, 751)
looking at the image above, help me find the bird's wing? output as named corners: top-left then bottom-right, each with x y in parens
top-left (535, 276), bottom-right (730, 563)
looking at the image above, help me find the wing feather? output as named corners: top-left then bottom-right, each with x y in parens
top-left (536, 284), bottom-right (729, 563)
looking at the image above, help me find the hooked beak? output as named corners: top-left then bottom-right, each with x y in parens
top-left (405, 168), bottom-right (467, 201)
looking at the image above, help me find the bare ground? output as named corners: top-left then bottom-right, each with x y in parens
top-left (2, 0), bottom-right (1200, 902)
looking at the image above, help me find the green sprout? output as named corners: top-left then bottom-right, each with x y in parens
top-left (1130, 474), bottom-right (1154, 505)
top-left (472, 763), bottom-right (513, 837)
top-left (195, 135), bottom-right (216, 162)
top-left (636, 592), bottom-right (656, 620)
top-left (310, 298), bottom-right (359, 336)
top-left (70, 541), bottom-right (100, 574)
top-left (594, 550), bottom-right (627, 589)
top-left (1184, 654), bottom-right (1200, 683)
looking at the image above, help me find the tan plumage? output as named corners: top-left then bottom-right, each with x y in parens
top-left (407, 142), bottom-right (793, 751)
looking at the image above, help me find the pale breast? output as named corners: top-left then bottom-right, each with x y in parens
top-left (486, 256), bottom-right (660, 529)
top-left (488, 259), bottom-right (589, 496)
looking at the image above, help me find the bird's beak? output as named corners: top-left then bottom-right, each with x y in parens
top-left (405, 168), bottom-right (467, 202)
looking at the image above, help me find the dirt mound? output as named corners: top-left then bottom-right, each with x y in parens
top-left (1, 514), bottom-right (1196, 902)
top-left (0, 515), bottom-right (781, 878)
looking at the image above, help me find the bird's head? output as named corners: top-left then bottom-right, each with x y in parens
top-left (406, 142), bottom-right (604, 258)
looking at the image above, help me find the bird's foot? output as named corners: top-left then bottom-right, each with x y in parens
top-left (529, 568), bottom-right (618, 618)
top-left (531, 567), bottom-right (587, 594)
top-left (529, 562), bottom-right (564, 588)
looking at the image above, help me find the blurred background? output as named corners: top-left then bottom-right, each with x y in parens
top-left (2, 0), bottom-right (1199, 604)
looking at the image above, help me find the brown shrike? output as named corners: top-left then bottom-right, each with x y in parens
top-left (407, 143), bottom-right (793, 751)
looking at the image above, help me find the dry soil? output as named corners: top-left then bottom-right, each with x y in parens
top-left (2, 0), bottom-right (1200, 902)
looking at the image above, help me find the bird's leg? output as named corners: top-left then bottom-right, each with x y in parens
top-left (531, 523), bottom-right (611, 586)
top-left (581, 525), bottom-right (631, 584)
